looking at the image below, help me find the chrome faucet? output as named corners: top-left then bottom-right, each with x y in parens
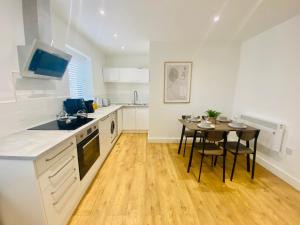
top-left (133, 90), bottom-right (138, 105)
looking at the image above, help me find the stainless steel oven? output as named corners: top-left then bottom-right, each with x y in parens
top-left (76, 122), bottom-right (100, 180)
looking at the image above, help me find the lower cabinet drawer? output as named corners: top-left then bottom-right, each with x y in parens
top-left (41, 168), bottom-right (80, 225)
top-left (36, 137), bottom-right (76, 176)
top-left (38, 137), bottom-right (80, 225)
top-left (39, 148), bottom-right (78, 191)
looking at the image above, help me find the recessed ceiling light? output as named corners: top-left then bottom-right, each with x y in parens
top-left (213, 16), bottom-right (220, 22)
top-left (99, 9), bottom-right (105, 15)
top-left (113, 33), bottom-right (118, 38)
top-left (121, 46), bottom-right (125, 50)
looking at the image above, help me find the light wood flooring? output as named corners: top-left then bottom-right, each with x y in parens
top-left (69, 133), bottom-right (300, 225)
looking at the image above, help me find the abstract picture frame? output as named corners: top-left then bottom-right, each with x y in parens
top-left (164, 61), bottom-right (192, 103)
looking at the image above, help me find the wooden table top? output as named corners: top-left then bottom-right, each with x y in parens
top-left (178, 119), bottom-right (259, 132)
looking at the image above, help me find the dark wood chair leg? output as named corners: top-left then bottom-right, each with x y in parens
top-left (230, 154), bottom-right (238, 181)
top-left (178, 125), bottom-right (185, 154)
top-left (198, 154), bottom-right (205, 182)
top-left (251, 153), bottom-right (256, 179)
top-left (211, 156), bottom-right (214, 167)
top-left (222, 154), bottom-right (226, 182)
top-left (246, 154), bottom-right (250, 172)
top-left (214, 156), bottom-right (218, 166)
top-left (183, 137), bottom-right (187, 157)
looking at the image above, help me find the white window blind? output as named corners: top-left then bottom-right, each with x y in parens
top-left (66, 46), bottom-right (93, 100)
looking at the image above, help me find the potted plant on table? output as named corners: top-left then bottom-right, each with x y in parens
top-left (205, 109), bottom-right (221, 124)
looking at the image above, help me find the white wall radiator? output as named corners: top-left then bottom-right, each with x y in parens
top-left (240, 114), bottom-right (285, 152)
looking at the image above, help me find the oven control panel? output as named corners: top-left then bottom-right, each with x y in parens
top-left (76, 122), bottom-right (98, 144)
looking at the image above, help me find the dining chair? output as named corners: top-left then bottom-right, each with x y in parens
top-left (182, 130), bottom-right (204, 157)
top-left (196, 130), bottom-right (228, 182)
top-left (222, 130), bottom-right (260, 181)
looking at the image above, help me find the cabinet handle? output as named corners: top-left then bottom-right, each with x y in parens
top-left (51, 176), bottom-right (77, 206)
top-left (45, 142), bottom-right (74, 162)
top-left (48, 156), bottom-right (75, 179)
top-left (82, 134), bottom-right (99, 150)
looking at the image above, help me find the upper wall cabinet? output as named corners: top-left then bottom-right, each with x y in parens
top-left (103, 68), bottom-right (120, 82)
top-left (103, 68), bottom-right (149, 83)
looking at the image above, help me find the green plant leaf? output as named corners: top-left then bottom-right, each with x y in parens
top-left (206, 109), bottom-right (221, 118)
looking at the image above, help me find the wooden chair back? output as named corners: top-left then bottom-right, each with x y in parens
top-left (204, 130), bottom-right (228, 142)
top-left (235, 130), bottom-right (260, 152)
top-left (200, 130), bottom-right (228, 154)
top-left (236, 130), bottom-right (259, 141)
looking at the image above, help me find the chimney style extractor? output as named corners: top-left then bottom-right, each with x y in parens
top-left (22, 0), bottom-right (52, 45)
top-left (18, 0), bottom-right (71, 79)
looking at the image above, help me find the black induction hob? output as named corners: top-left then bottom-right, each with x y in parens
top-left (28, 118), bottom-right (94, 130)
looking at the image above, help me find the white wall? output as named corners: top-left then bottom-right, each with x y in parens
top-left (105, 54), bottom-right (149, 68)
top-left (0, 0), bottom-right (24, 102)
top-left (149, 41), bottom-right (241, 142)
top-left (233, 15), bottom-right (300, 189)
top-left (0, 1), bottom-right (106, 138)
top-left (105, 54), bottom-right (149, 104)
top-left (52, 11), bottom-right (106, 99)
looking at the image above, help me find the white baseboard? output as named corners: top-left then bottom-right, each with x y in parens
top-left (122, 130), bottom-right (148, 134)
top-left (148, 137), bottom-right (180, 143)
top-left (256, 154), bottom-right (300, 191)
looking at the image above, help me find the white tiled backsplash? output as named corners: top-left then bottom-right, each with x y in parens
top-left (0, 97), bottom-right (65, 138)
top-left (105, 83), bottom-right (149, 104)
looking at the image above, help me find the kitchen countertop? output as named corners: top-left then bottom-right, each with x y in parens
top-left (115, 103), bottom-right (148, 107)
top-left (0, 105), bottom-right (122, 160)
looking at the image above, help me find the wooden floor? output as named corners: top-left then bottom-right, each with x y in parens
top-left (69, 133), bottom-right (300, 225)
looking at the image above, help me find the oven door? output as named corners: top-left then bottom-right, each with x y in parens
top-left (77, 129), bottom-right (100, 180)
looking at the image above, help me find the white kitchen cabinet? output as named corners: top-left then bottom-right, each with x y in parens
top-left (0, 108), bottom-right (122, 225)
top-left (0, 137), bottom-right (81, 225)
top-left (122, 107), bottom-right (136, 130)
top-left (135, 107), bottom-right (149, 130)
top-left (117, 108), bottom-right (123, 135)
top-left (103, 67), bottom-right (149, 83)
top-left (37, 137), bottom-right (81, 225)
top-left (122, 107), bottom-right (149, 131)
top-left (103, 68), bottom-right (120, 82)
top-left (98, 115), bottom-right (111, 159)
top-left (40, 165), bottom-right (80, 225)
top-left (136, 68), bottom-right (149, 83)
top-left (119, 68), bottom-right (136, 83)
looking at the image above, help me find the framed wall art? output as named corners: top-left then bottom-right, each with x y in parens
top-left (164, 61), bottom-right (192, 103)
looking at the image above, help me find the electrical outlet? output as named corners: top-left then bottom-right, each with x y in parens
top-left (286, 147), bottom-right (294, 155)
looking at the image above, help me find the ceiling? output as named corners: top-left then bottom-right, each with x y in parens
top-left (51, 0), bottom-right (300, 55)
